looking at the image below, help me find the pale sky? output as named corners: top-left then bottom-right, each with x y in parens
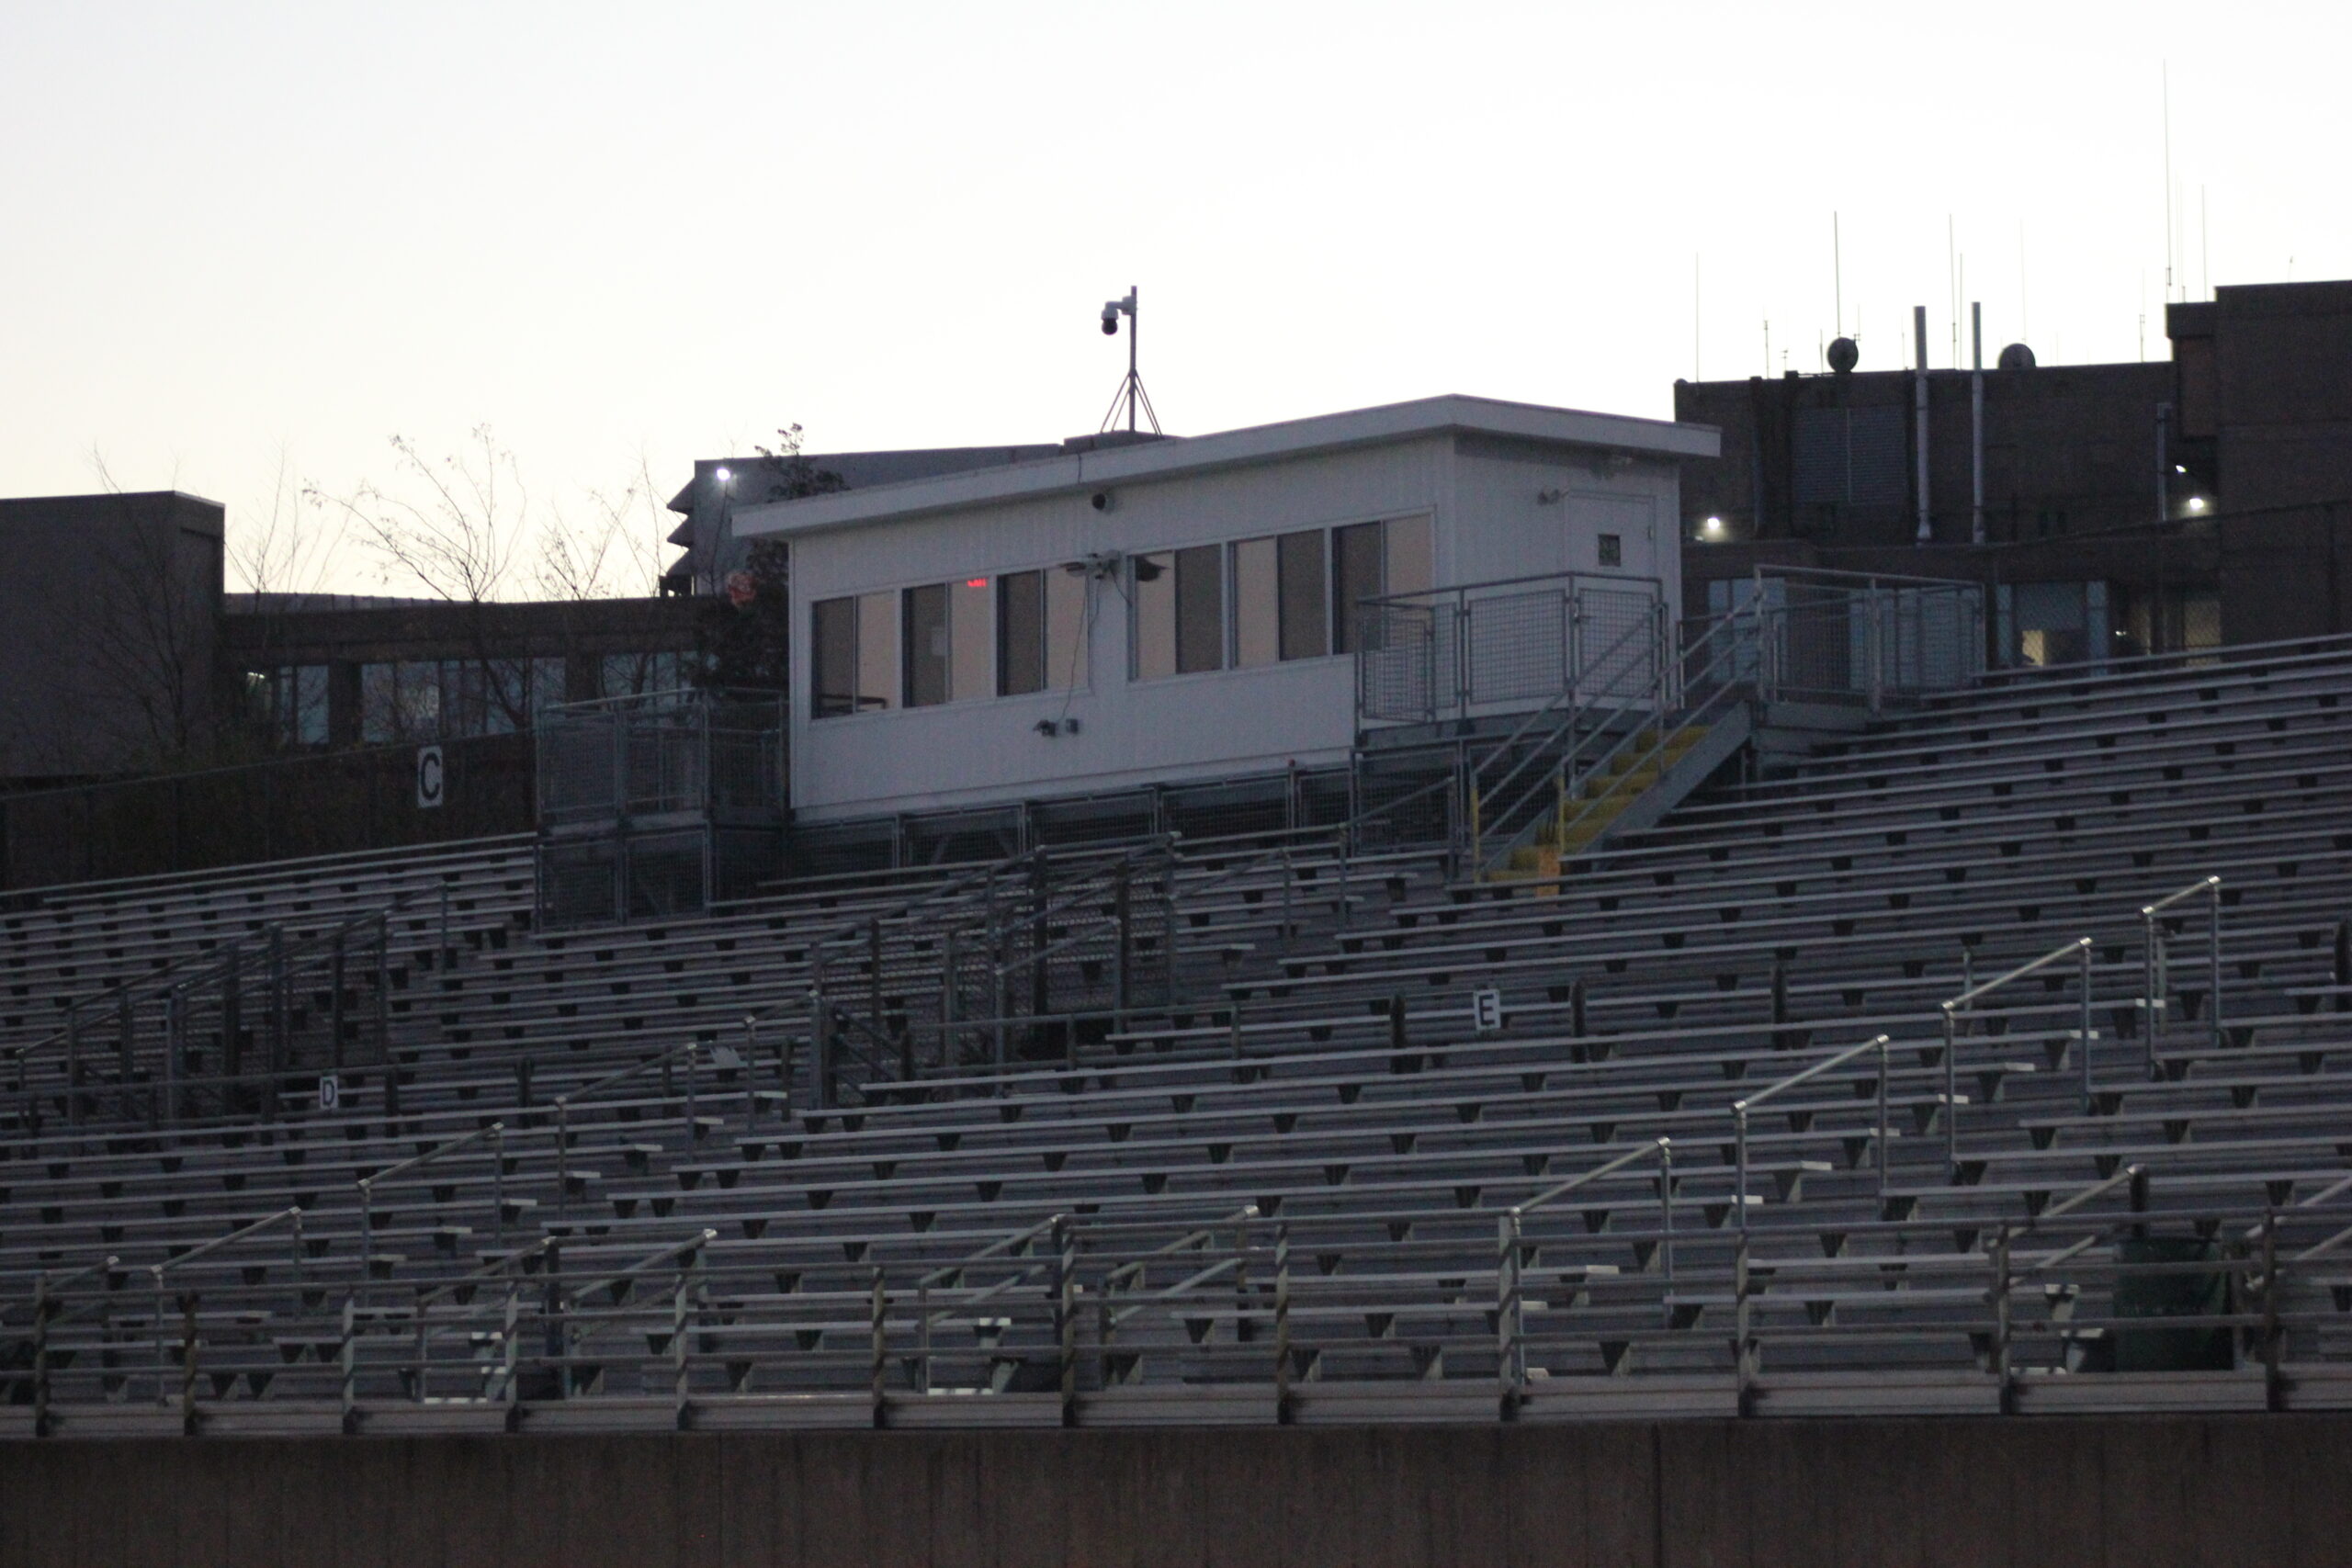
top-left (4, 2), bottom-right (2345, 594)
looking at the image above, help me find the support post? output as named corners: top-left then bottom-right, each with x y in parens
top-left (340, 1292), bottom-right (358, 1434)
top-left (1055, 1215), bottom-right (1078, 1427)
top-left (1273, 1221), bottom-right (1292, 1424)
top-left (1991, 1225), bottom-right (2014, 1413)
top-left (1497, 1208), bottom-right (1524, 1420)
top-left (1942, 1002), bottom-right (1960, 1175)
top-left (1735, 1104), bottom-right (1751, 1237)
top-left (2080, 937), bottom-right (2096, 1113)
top-left (2209, 877), bottom-right (2224, 1053)
top-left (869, 1268), bottom-right (888, 1428)
top-left (32, 1272), bottom-right (51, 1438)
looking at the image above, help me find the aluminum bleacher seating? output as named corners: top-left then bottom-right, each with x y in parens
top-left (6, 635), bottom-right (2352, 1435)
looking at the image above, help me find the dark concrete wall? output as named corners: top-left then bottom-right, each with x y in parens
top-left (4, 1416), bottom-right (2348, 1567)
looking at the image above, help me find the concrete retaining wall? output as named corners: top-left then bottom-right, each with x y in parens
top-left (3, 1416), bottom-right (2346, 1566)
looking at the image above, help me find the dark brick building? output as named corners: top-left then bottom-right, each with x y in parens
top-left (1674, 279), bottom-right (2352, 662)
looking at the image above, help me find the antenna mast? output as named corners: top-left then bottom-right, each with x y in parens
top-left (1097, 287), bottom-right (1161, 435)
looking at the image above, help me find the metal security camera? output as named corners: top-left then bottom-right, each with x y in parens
top-left (1101, 303), bottom-right (1121, 336)
top-left (1091, 491), bottom-right (1113, 513)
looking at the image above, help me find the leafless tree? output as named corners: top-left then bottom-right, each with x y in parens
top-left (229, 445), bottom-right (346, 600)
top-left (533, 449), bottom-right (669, 604)
top-left (310, 426), bottom-right (527, 605)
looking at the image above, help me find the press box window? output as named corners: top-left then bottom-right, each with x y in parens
top-left (999, 568), bottom-right (1091, 695)
top-left (1597, 533), bottom-right (1623, 568)
top-left (1232, 530), bottom-right (1329, 667)
top-left (1331, 514), bottom-right (1433, 654)
top-left (810, 592), bottom-right (898, 717)
top-left (1133, 547), bottom-right (1224, 679)
top-left (901, 579), bottom-right (990, 708)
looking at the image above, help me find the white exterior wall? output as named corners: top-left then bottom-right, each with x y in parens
top-left (786, 439), bottom-right (1451, 821)
top-left (1446, 435), bottom-right (1681, 608)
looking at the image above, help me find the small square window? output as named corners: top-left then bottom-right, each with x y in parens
top-left (1598, 533), bottom-right (1623, 568)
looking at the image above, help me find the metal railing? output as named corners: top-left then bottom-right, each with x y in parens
top-left (2143, 875), bottom-right (2224, 1067)
top-left (1940, 938), bottom-right (2095, 1171)
top-left (5, 892), bottom-right (424, 1132)
top-left (1355, 570), bottom-right (1668, 729)
top-left (357, 1122), bottom-right (507, 1277)
top-left (1496, 1138), bottom-right (1674, 1418)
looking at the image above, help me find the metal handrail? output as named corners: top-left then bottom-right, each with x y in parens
top-left (1940, 937), bottom-right (2095, 1170)
top-left (1479, 605), bottom-right (1752, 877)
top-left (1734, 1035), bottom-right (1893, 1235)
top-left (1466, 600), bottom-right (1677, 866)
top-left (2142, 874), bottom-right (2223, 1068)
top-left (1496, 1139), bottom-right (1673, 1416)
top-left (149, 1204), bottom-right (306, 1405)
top-left (357, 1122), bottom-right (506, 1276)
top-left (555, 1041), bottom-right (703, 1218)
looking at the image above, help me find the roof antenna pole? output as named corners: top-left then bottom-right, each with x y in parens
top-left (1097, 288), bottom-right (1159, 435)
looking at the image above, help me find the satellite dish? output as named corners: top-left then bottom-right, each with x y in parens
top-left (1826, 337), bottom-right (1860, 374)
top-left (1998, 343), bottom-right (2037, 371)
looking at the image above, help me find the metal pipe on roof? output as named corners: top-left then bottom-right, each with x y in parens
top-left (1971, 303), bottom-right (1986, 546)
top-left (1914, 306), bottom-right (1932, 543)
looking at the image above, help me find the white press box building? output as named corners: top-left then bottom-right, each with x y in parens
top-left (732, 396), bottom-right (1720, 824)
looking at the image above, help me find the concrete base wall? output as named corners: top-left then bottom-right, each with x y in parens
top-left (4, 1417), bottom-right (2347, 1567)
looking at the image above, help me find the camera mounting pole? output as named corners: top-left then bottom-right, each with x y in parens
top-left (1097, 286), bottom-right (1161, 435)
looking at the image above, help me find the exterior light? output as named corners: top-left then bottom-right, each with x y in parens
top-left (2187, 496), bottom-right (2207, 513)
top-left (715, 467), bottom-right (732, 486)
top-left (1702, 515), bottom-right (1724, 537)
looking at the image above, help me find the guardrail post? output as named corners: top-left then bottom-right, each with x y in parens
top-left (1942, 1001), bottom-right (1960, 1176)
top-left (1875, 1036), bottom-right (1892, 1201)
top-left (1280, 846), bottom-right (1295, 951)
top-left (940, 931), bottom-right (959, 1071)
top-left (162, 990), bottom-right (180, 1128)
top-left (222, 940), bottom-right (244, 1102)
top-left (179, 1291), bottom-right (199, 1436)
top-left (331, 930), bottom-right (348, 1072)
top-left (1734, 1103), bottom-right (1751, 1239)
top-left (340, 1292), bottom-right (358, 1434)
top-left (810, 959), bottom-right (832, 1111)
top-left (2143, 903), bottom-right (2165, 1072)
top-left (119, 990), bottom-right (136, 1124)
top-left (1990, 1225), bottom-right (2014, 1414)
top-left (502, 1285), bottom-right (521, 1429)
top-left (868, 1267), bottom-right (888, 1428)
top-left (267, 925), bottom-right (288, 1122)
top-left (555, 1099), bottom-right (571, 1222)
top-left (32, 1272), bottom-right (52, 1437)
top-left (411, 1285), bottom-right (427, 1404)
top-left (375, 918), bottom-right (395, 1117)
top-left (868, 917), bottom-right (885, 1047)
top-left (64, 1013), bottom-right (81, 1131)
top-left (673, 1259), bottom-right (692, 1429)
top-left (1497, 1207), bottom-right (1524, 1421)
top-left (2208, 876), bottom-right (2224, 1054)
top-left (741, 1017), bottom-right (759, 1122)
top-left (1658, 1137), bottom-right (1677, 1290)
top-left (1733, 1230), bottom-right (1753, 1416)
top-left (1055, 1216), bottom-right (1078, 1427)
top-left (1114, 865), bottom-right (1133, 1026)
top-left (2259, 1211), bottom-right (2281, 1411)
top-left (1273, 1220), bottom-right (1293, 1424)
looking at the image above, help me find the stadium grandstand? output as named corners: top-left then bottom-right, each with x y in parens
top-left (7, 492), bottom-right (2352, 1557)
